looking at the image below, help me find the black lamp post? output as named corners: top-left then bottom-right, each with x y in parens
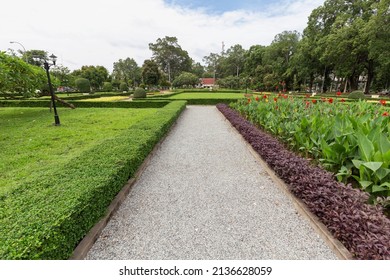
top-left (44, 54), bottom-right (60, 126)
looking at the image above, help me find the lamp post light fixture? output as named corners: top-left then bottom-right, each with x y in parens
top-left (43, 54), bottom-right (60, 126)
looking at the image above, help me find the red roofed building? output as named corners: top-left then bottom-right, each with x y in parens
top-left (199, 78), bottom-right (216, 88)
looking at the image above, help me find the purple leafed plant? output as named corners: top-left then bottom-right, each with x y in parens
top-left (217, 103), bottom-right (390, 260)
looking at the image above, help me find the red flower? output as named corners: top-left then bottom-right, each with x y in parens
top-left (328, 98), bottom-right (334, 104)
top-left (336, 91), bottom-right (342, 96)
top-left (255, 96), bottom-right (259, 101)
top-left (305, 101), bottom-right (310, 108)
top-left (383, 112), bottom-right (389, 117)
top-left (380, 100), bottom-right (387, 106)
top-left (312, 100), bottom-right (317, 104)
top-left (247, 98), bottom-right (251, 103)
top-left (340, 98), bottom-right (346, 102)
top-left (274, 97), bottom-right (278, 102)
top-left (263, 95), bottom-right (267, 99)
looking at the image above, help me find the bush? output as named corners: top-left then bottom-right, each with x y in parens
top-left (102, 82), bottom-right (113, 92)
top-left (348, 90), bottom-right (365, 99)
top-left (133, 87), bottom-right (146, 99)
top-left (75, 78), bottom-right (91, 93)
top-left (119, 82), bottom-right (128, 92)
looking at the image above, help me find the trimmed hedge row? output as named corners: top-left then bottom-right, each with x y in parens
top-left (145, 98), bottom-right (238, 105)
top-left (0, 101), bottom-right (186, 259)
top-left (0, 100), bottom-right (170, 108)
top-left (60, 92), bottom-right (131, 100)
top-left (148, 92), bottom-right (183, 98)
top-left (216, 103), bottom-right (390, 260)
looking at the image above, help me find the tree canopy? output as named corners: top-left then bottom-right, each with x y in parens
top-left (149, 36), bottom-right (192, 83)
top-left (0, 52), bottom-right (46, 98)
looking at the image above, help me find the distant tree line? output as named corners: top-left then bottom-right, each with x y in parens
top-left (1, 0), bottom-right (388, 97)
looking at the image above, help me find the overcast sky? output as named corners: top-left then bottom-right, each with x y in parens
top-left (0, 0), bottom-right (325, 72)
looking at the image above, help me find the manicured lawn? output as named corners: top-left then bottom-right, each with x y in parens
top-left (0, 107), bottom-right (157, 197)
top-left (168, 92), bottom-right (247, 99)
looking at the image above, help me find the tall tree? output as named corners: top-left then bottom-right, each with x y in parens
top-left (191, 61), bottom-right (205, 78)
top-left (50, 65), bottom-right (73, 87)
top-left (72, 65), bottom-right (109, 90)
top-left (224, 44), bottom-right (247, 78)
top-left (112, 58), bottom-right (141, 87)
top-left (149, 36), bottom-right (192, 82)
top-left (263, 31), bottom-right (300, 90)
top-left (22, 50), bottom-right (48, 67)
top-left (141, 59), bottom-right (161, 87)
top-left (243, 45), bottom-right (266, 89)
top-left (0, 52), bottom-right (46, 98)
top-left (203, 52), bottom-right (221, 79)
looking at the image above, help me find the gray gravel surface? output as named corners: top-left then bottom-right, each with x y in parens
top-left (86, 106), bottom-right (338, 260)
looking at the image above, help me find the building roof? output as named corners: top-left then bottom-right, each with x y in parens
top-left (200, 78), bottom-right (216, 85)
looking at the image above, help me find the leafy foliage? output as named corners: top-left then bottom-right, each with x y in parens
top-left (133, 87), bottom-right (146, 98)
top-left (112, 58), bottom-right (141, 88)
top-left (141, 59), bottom-right (161, 87)
top-left (0, 52), bottom-right (47, 98)
top-left (348, 90), bottom-right (366, 99)
top-left (72, 65), bottom-right (109, 91)
top-left (74, 78), bottom-right (91, 93)
top-left (232, 95), bottom-right (390, 205)
top-left (102, 82), bottom-right (112, 92)
top-left (217, 103), bottom-right (390, 260)
top-left (149, 36), bottom-right (192, 83)
top-left (172, 72), bottom-right (199, 88)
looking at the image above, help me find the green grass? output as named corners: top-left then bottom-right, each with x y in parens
top-left (167, 92), bottom-right (247, 99)
top-left (0, 101), bottom-right (186, 259)
top-left (0, 107), bottom-right (157, 197)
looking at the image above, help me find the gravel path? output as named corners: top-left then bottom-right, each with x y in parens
top-left (86, 106), bottom-right (338, 260)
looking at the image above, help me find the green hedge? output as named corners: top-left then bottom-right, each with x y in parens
top-left (60, 92), bottom-right (131, 100)
top-left (0, 101), bottom-right (186, 259)
top-left (0, 100), bottom-right (170, 108)
top-left (146, 98), bottom-right (239, 105)
top-left (148, 92), bottom-right (182, 98)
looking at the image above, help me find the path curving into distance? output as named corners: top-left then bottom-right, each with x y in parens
top-left (86, 106), bottom-right (337, 260)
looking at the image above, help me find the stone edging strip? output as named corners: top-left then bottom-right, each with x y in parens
top-left (216, 108), bottom-right (353, 260)
top-left (69, 108), bottom-right (186, 260)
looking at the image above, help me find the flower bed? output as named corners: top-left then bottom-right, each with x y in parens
top-left (231, 95), bottom-right (390, 208)
top-left (217, 103), bottom-right (390, 260)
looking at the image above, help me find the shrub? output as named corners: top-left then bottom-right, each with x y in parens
top-left (348, 90), bottom-right (365, 99)
top-left (119, 82), bottom-right (128, 92)
top-left (102, 82), bottom-right (113, 92)
top-left (75, 78), bottom-right (91, 93)
top-left (133, 87), bottom-right (146, 99)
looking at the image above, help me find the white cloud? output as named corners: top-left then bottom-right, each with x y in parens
top-left (0, 0), bottom-right (324, 71)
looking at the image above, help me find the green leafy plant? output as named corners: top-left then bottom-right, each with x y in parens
top-left (75, 78), bottom-right (91, 93)
top-left (232, 95), bottom-right (390, 206)
top-left (133, 87), bottom-right (146, 98)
